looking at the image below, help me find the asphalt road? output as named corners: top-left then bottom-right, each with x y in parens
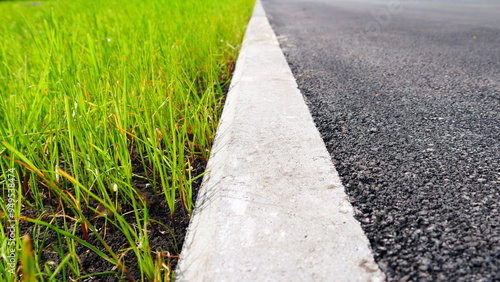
top-left (261, 0), bottom-right (500, 280)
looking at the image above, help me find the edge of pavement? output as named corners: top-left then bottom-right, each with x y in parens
top-left (175, 1), bottom-right (385, 281)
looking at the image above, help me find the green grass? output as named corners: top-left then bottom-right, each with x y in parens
top-left (0, 0), bottom-right (255, 280)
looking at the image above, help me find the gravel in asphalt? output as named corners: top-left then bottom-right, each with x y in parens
top-left (262, 0), bottom-right (500, 280)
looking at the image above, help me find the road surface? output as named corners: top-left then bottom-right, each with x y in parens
top-left (262, 0), bottom-right (500, 280)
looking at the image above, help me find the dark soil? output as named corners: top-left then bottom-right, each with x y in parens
top-left (17, 154), bottom-right (205, 281)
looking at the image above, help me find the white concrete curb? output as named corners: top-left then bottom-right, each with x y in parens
top-left (175, 1), bottom-right (385, 281)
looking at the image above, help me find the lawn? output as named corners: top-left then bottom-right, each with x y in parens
top-left (0, 0), bottom-right (255, 280)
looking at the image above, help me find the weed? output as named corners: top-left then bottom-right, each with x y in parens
top-left (0, 0), bottom-right (255, 280)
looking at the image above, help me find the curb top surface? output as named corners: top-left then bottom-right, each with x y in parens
top-left (175, 1), bottom-right (384, 281)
